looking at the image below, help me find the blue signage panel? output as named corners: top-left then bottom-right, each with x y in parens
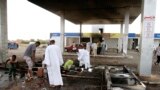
top-left (50, 33), bottom-right (60, 37)
top-left (154, 33), bottom-right (160, 39)
top-left (65, 33), bottom-right (80, 36)
top-left (128, 33), bottom-right (136, 38)
top-left (50, 33), bottom-right (80, 37)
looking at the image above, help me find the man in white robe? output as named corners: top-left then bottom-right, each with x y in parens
top-left (100, 40), bottom-right (106, 55)
top-left (91, 43), bottom-right (97, 56)
top-left (86, 42), bottom-right (91, 54)
top-left (77, 46), bottom-right (91, 69)
top-left (42, 40), bottom-right (64, 87)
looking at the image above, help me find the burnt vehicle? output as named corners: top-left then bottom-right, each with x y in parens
top-left (105, 65), bottom-right (146, 90)
top-left (61, 65), bottom-right (146, 90)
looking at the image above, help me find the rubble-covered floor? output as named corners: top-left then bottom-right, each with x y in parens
top-left (0, 68), bottom-right (106, 90)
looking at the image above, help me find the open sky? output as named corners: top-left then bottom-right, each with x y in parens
top-left (7, 0), bottom-right (160, 40)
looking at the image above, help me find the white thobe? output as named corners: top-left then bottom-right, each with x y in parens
top-left (43, 45), bottom-right (64, 86)
top-left (77, 49), bottom-right (90, 69)
top-left (92, 43), bottom-right (97, 56)
top-left (101, 41), bottom-right (106, 55)
top-left (86, 42), bottom-right (91, 54)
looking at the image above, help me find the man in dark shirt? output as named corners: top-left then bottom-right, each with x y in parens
top-left (23, 41), bottom-right (40, 80)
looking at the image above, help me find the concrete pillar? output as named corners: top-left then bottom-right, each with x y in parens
top-left (138, 37), bottom-right (140, 47)
top-left (0, 0), bottom-right (8, 63)
top-left (139, 0), bottom-right (157, 76)
top-left (60, 15), bottom-right (65, 53)
top-left (80, 23), bottom-right (82, 43)
top-left (123, 10), bottom-right (130, 55)
top-left (128, 39), bottom-right (133, 50)
top-left (118, 23), bottom-right (123, 53)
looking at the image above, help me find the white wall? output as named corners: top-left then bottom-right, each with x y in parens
top-left (106, 38), bottom-right (118, 48)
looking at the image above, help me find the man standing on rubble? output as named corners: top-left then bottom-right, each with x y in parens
top-left (42, 39), bottom-right (64, 87)
top-left (23, 41), bottom-right (40, 80)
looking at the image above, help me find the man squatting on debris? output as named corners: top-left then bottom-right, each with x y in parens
top-left (6, 55), bottom-right (18, 81)
top-left (77, 44), bottom-right (91, 69)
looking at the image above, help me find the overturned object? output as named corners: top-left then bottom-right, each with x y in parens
top-left (60, 65), bottom-right (145, 90)
top-left (105, 65), bottom-right (146, 90)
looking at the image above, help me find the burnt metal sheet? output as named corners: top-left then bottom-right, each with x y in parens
top-left (28, 0), bottom-right (142, 24)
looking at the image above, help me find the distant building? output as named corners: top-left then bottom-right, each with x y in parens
top-left (50, 32), bottom-right (160, 50)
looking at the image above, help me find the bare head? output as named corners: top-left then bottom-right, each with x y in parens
top-left (12, 55), bottom-right (16, 61)
top-left (35, 41), bottom-right (41, 47)
top-left (50, 40), bottom-right (55, 45)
